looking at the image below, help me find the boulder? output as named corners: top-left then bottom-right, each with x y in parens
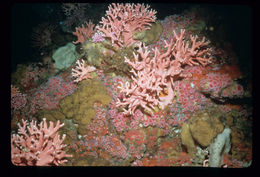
top-left (52, 43), bottom-right (79, 72)
top-left (189, 111), bottom-right (224, 147)
top-left (181, 123), bottom-right (196, 158)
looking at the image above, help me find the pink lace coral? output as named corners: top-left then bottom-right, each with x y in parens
top-left (71, 59), bottom-right (96, 83)
top-left (116, 29), bottom-right (213, 115)
top-left (11, 118), bottom-right (72, 166)
top-left (73, 20), bottom-right (96, 44)
top-left (96, 3), bottom-right (157, 49)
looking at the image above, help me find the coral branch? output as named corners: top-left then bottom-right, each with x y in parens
top-left (96, 3), bottom-right (157, 49)
top-left (116, 29), bottom-right (213, 115)
top-left (71, 59), bottom-right (96, 83)
top-left (73, 20), bottom-right (96, 44)
top-left (11, 118), bottom-right (72, 166)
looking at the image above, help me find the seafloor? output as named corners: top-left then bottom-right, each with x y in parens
top-left (11, 3), bottom-right (252, 167)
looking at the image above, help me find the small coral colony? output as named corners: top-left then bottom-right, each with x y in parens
top-left (11, 3), bottom-right (252, 167)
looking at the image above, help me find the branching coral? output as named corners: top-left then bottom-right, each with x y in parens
top-left (96, 3), bottom-right (157, 49)
top-left (11, 118), bottom-right (72, 166)
top-left (116, 29), bottom-right (213, 115)
top-left (71, 59), bottom-right (96, 83)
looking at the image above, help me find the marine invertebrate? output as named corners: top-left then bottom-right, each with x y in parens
top-left (31, 23), bottom-right (55, 49)
top-left (199, 72), bottom-right (244, 101)
top-left (11, 118), bottom-right (72, 166)
top-left (116, 29), bottom-right (213, 115)
top-left (209, 128), bottom-right (231, 167)
top-left (73, 20), bottom-right (96, 44)
top-left (11, 85), bottom-right (27, 111)
top-left (29, 76), bottom-right (77, 114)
top-left (92, 31), bottom-right (105, 43)
top-left (71, 59), bottom-right (96, 83)
top-left (96, 3), bottom-right (157, 49)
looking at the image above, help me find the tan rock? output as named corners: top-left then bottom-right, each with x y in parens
top-left (231, 127), bottom-right (244, 146)
top-left (181, 123), bottom-right (196, 158)
top-left (133, 20), bottom-right (163, 45)
top-left (38, 109), bottom-right (66, 123)
top-left (189, 111), bottom-right (224, 147)
top-left (73, 158), bottom-right (90, 166)
top-left (226, 115), bottom-right (234, 126)
top-left (59, 79), bottom-right (112, 134)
